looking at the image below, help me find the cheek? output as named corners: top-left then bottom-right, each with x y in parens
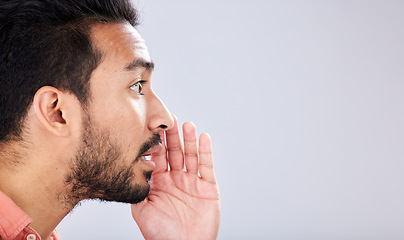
top-left (93, 94), bottom-right (146, 127)
top-left (109, 100), bottom-right (147, 159)
top-left (107, 98), bottom-right (147, 149)
top-left (88, 91), bottom-right (148, 150)
top-left (128, 97), bottom-right (146, 127)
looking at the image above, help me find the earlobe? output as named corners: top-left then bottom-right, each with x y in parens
top-left (33, 86), bottom-right (69, 137)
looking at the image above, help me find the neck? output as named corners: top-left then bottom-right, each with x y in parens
top-left (0, 152), bottom-right (77, 239)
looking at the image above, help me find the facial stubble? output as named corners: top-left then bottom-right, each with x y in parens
top-left (64, 115), bottom-right (161, 207)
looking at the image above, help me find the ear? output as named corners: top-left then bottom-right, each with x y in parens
top-left (33, 86), bottom-right (70, 137)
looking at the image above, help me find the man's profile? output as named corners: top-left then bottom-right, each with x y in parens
top-left (0, 0), bottom-right (220, 239)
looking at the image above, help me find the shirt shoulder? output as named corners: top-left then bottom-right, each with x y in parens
top-left (0, 191), bottom-right (32, 239)
top-left (0, 191), bottom-right (61, 240)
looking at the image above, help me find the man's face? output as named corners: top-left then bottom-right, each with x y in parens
top-left (65, 22), bottom-right (173, 204)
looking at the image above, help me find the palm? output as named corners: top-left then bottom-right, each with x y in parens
top-left (131, 118), bottom-right (220, 240)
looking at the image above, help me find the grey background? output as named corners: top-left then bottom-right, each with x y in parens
top-left (57, 0), bottom-right (404, 239)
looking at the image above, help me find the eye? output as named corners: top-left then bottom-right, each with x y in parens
top-left (130, 80), bottom-right (146, 95)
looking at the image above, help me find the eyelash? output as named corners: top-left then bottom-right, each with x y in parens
top-left (130, 80), bottom-right (147, 95)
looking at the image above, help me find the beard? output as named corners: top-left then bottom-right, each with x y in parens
top-left (64, 114), bottom-right (161, 206)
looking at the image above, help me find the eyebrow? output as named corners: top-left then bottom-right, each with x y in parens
top-left (125, 59), bottom-right (155, 72)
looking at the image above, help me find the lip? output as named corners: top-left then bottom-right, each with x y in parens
top-left (142, 144), bottom-right (163, 157)
top-left (139, 144), bottom-right (162, 170)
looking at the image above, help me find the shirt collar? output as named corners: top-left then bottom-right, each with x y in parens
top-left (0, 190), bottom-right (32, 239)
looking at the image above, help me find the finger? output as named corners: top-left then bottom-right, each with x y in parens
top-left (151, 131), bottom-right (168, 173)
top-left (166, 115), bottom-right (184, 170)
top-left (199, 133), bottom-right (216, 183)
top-left (183, 122), bottom-right (198, 173)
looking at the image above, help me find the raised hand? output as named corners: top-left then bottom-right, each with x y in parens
top-left (131, 116), bottom-right (220, 240)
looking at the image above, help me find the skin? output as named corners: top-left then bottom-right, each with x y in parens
top-left (0, 21), bottom-right (220, 240)
top-left (132, 120), bottom-right (221, 240)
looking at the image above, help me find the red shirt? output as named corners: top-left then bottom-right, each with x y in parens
top-left (0, 191), bottom-right (60, 240)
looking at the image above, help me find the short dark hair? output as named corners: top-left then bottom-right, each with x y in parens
top-left (0, 0), bottom-right (139, 141)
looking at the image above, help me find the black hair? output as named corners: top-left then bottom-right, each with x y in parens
top-left (0, 0), bottom-right (139, 141)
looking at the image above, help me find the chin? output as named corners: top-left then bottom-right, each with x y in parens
top-left (93, 170), bottom-right (153, 204)
top-left (97, 182), bottom-right (151, 204)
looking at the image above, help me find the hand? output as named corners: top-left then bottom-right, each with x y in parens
top-left (131, 116), bottom-right (220, 240)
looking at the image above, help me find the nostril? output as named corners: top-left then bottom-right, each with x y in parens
top-left (159, 124), bottom-right (168, 129)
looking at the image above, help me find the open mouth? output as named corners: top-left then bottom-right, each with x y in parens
top-left (138, 145), bottom-right (162, 169)
top-left (141, 155), bottom-right (152, 161)
top-left (139, 144), bottom-right (163, 162)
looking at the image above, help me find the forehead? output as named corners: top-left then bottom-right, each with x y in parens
top-left (90, 22), bottom-right (151, 65)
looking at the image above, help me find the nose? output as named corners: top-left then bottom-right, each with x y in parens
top-left (147, 93), bottom-right (174, 132)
